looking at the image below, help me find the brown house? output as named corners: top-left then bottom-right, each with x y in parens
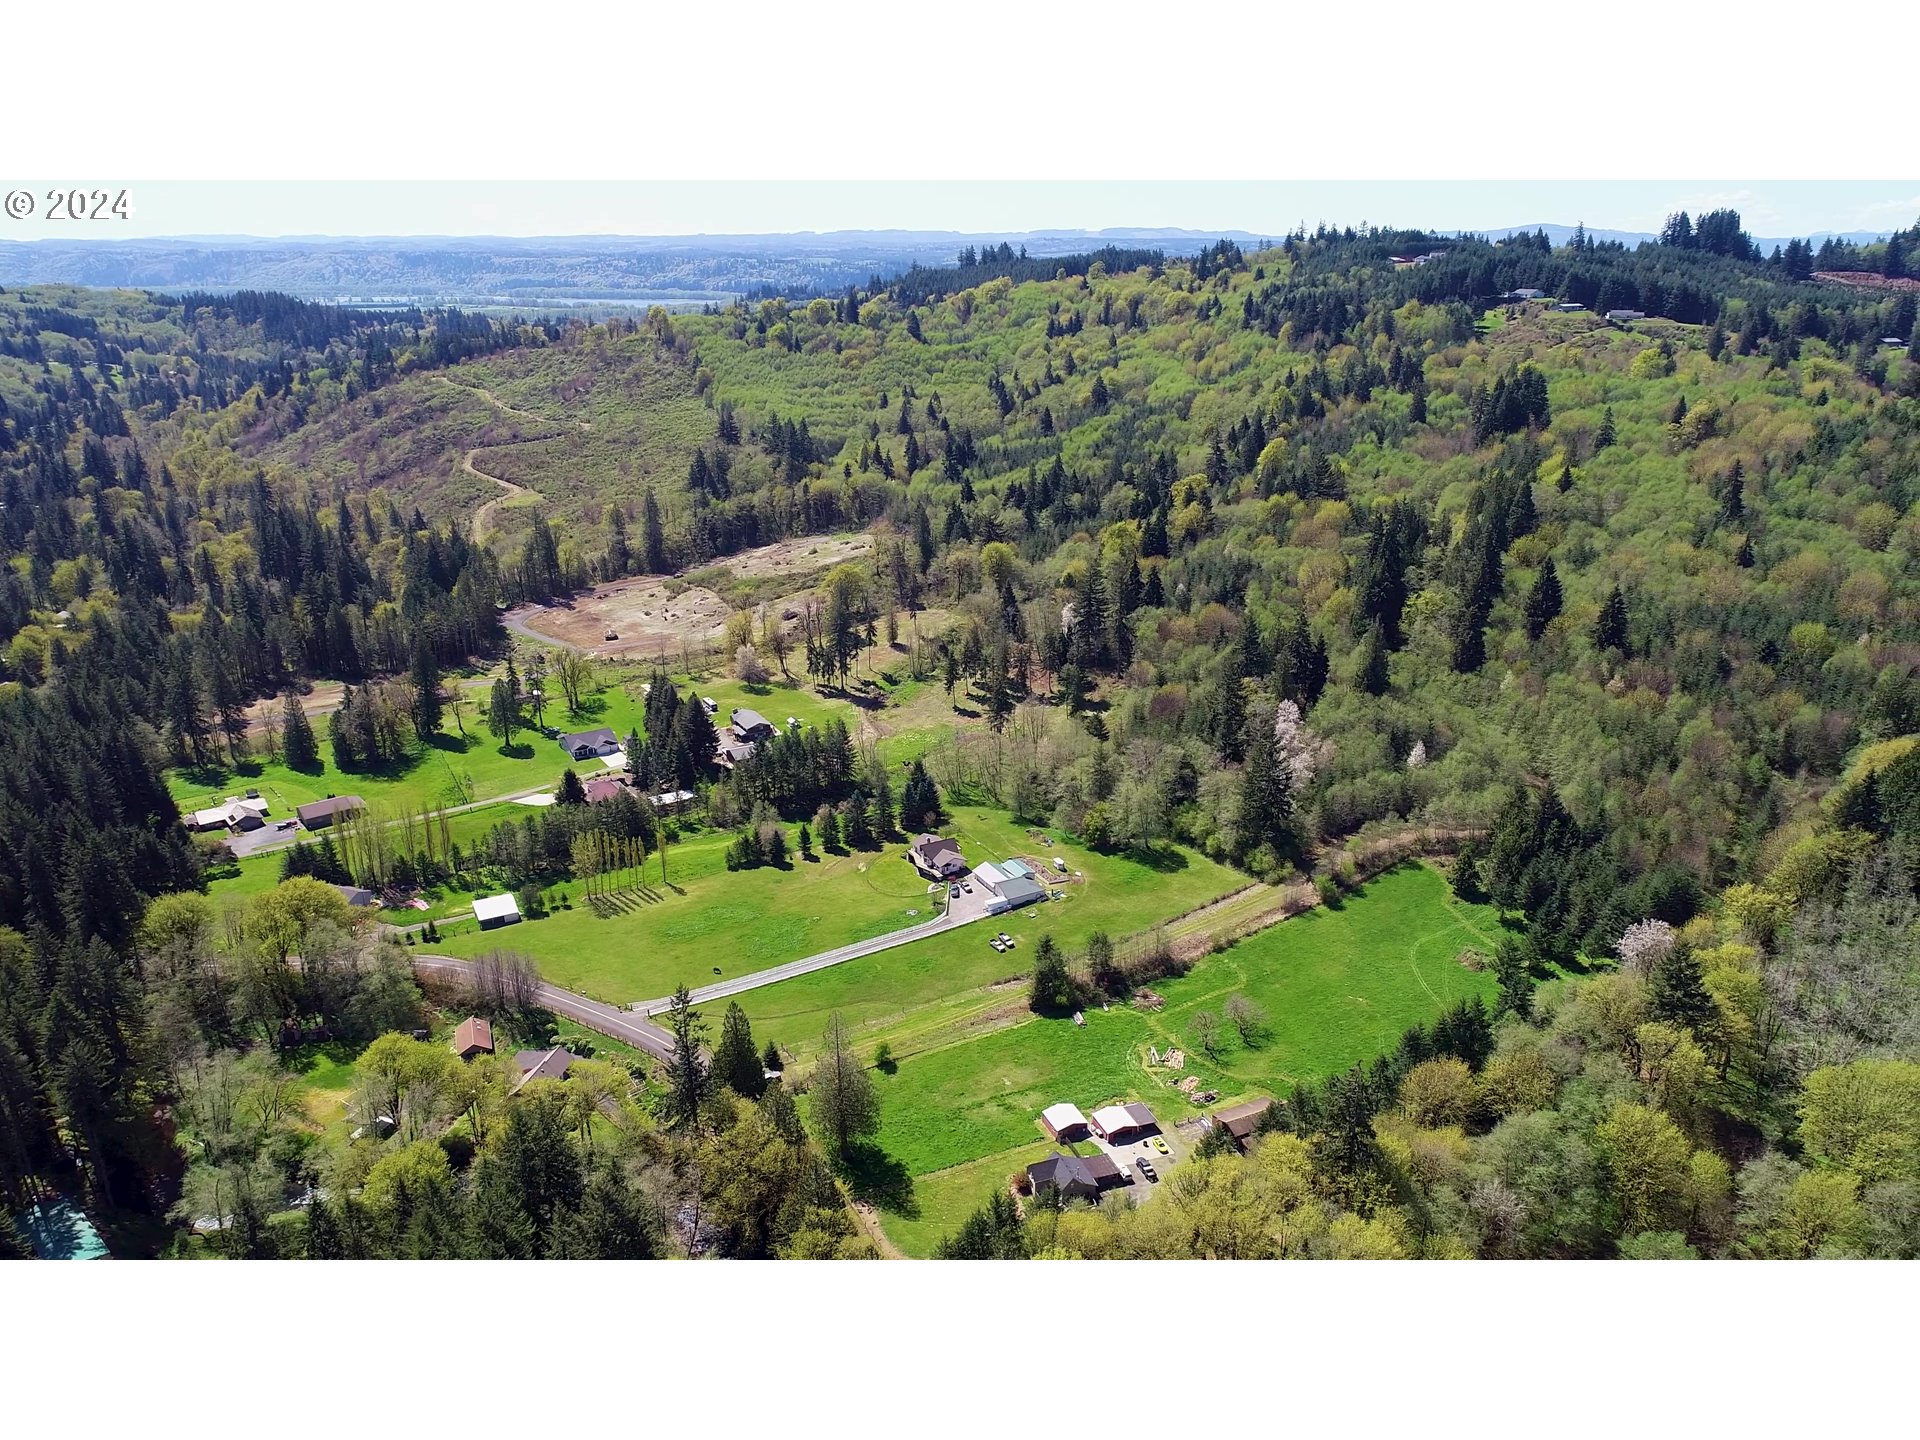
top-left (453, 1017), bottom-right (494, 1061)
top-left (1210, 1097), bottom-right (1274, 1150)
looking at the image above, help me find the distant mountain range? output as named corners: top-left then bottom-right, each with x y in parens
top-left (0, 223), bottom-right (1902, 309)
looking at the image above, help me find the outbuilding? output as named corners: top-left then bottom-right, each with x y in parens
top-left (1209, 1097), bottom-right (1274, 1150)
top-left (333, 884), bottom-right (376, 907)
top-left (1089, 1101), bottom-right (1158, 1142)
top-left (296, 795), bottom-right (365, 830)
top-left (473, 893), bottom-right (522, 929)
top-left (1040, 1101), bottom-right (1089, 1143)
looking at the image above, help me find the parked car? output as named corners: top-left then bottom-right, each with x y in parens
top-left (604, 631), bottom-right (618, 641)
top-left (1151, 1136), bottom-right (1170, 1155)
top-left (962, 882), bottom-right (973, 893)
top-left (990, 938), bottom-right (1006, 952)
top-left (1135, 1157), bottom-right (1158, 1181)
top-left (950, 885), bottom-right (961, 897)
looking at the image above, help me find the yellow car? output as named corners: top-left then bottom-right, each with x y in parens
top-left (1150, 1136), bottom-right (1170, 1155)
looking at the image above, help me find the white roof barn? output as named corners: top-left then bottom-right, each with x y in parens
top-left (473, 893), bottom-right (522, 928)
top-left (1041, 1102), bottom-right (1088, 1140)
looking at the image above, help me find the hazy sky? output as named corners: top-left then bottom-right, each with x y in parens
top-left (13, 180), bottom-right (1917, 241)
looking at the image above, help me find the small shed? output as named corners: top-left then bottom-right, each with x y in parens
top-left (453, 1016), bottom-right (495, 1061)
top-left (473, 893), bottom-right (522, 929)
top-left (1040, 1101), bottom-right (1089, 1143)
top-left (333, 884), bottom-right (376, 907)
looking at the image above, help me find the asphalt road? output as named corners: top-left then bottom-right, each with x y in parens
top-left (409, 953), bottom-right (679, 1062)
top-left (632, 884), bottom-right (992, 1014)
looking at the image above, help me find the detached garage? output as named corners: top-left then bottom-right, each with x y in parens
top-left (1089, 1102), bottom-right (1158, 1142)
top-left (473, 893), bottom-right (523, 930)
top-left (1040, 1102), bottom-right (1089, 1143)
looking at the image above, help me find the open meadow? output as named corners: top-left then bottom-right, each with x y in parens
top-left (837, 861), bottom-right (1503, 1255)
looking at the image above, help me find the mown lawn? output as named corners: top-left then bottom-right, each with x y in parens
top-left (864, 861), bottom-right (1507, 1255)
top-left (867, 1006), bottom-right (1176, 1178)
top-left (429, 827), bottom-right (942, 1004)
top-left (738, 809), bottom-right (1245, 1051)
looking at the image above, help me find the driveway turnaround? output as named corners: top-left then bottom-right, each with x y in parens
top-left (632, 886), bottom-right (993, 1015)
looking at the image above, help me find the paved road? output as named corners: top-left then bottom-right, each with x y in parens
top-left (632, 885), bottom-right (993, 1015)
top-left (409, 953), bottom-right (680, 1062)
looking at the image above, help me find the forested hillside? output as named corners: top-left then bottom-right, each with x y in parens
top-left (1, 208), bottom-right (1917, 1259)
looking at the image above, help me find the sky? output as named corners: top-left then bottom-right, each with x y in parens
top-left (9, 181), bottom-right (1916, 242)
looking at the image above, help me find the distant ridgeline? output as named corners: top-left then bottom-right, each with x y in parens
top-left (881, 242), bottom-right (1175, 307)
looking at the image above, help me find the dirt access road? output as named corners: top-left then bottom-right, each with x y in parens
top-left (445, 376), bottom-right (590, 547)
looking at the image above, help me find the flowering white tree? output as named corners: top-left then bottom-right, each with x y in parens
top-left (1272, 699), bottom-right (1329, 791)
top-left (1406, 740), bottom-right (1428, 770)
top-left (1615, 919), bottom-right (1676, 975)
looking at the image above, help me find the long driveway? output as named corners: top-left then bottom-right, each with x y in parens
top-left (631, 884), bottom-right (994, 1015)
top-left (408, 954), bottom-right (679, 1062)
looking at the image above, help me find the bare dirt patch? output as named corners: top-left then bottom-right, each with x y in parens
top-left (722, 532), bottom-right (872, 580)
top-left (505, 533), bottom-right (876, 659)
top-left (510, 582), bottom-right (733, 660)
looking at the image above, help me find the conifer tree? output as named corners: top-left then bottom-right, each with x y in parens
top-left (810, 1012), bottom-right (879, 1159)
top-left (1593, 584), bottom-right (1631, 654)
top-left (1524, 557), bottom-right (1563, 641)
top-left (1028, 935), bottom-right (1073, 1014)
top-left (660, 986), bottom-right (710, 1129)
top-left (280, 691), bottom-right (320, 772)
top-left (712, 1001), bottom-right (765, 1099)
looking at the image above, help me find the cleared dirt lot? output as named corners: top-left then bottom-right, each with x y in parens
top-left (506, 533), bottom-right (874, 659)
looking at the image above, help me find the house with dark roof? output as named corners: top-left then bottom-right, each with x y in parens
top-left (559, 727), bottom-right (620, 760)
top-left (513, 1047), bottom-right (577, 1085)
top-left (715, 733), bottom-right (758, 767)
top-left (1209, 1097), bottom-right (1274, 1150)
top-left (730, 707), bottom-right (775, 742)
top-left (453, 1017), bottom-right (495, 1061)
top-left (1026, 1150), bottom-right (1125, 1201)
top-left (909, 833), bottom-right (967, 880)
top-left (333, 884), bottom-right (376, 907)
top-left (296, 795), bottom-right (365, 830)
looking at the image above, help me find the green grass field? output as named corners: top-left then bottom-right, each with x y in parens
top-left (736, 809), bottom-right (1246, 1051)
top-left (860, 861), bottom-right (1505, 1254)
